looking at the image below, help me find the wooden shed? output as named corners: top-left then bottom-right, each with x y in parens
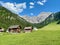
top-left (7, 25), bottom-right (21, 33)
top-left (24, 27), bottom-right (33, 33)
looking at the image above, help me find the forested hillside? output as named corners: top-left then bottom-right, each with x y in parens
top-left (0, 6), bottom-right (32, 31)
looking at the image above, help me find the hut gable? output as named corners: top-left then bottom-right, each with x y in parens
top-left (7, 25), bottom-right (21, 33)
top-left (24, 27), bottom-right (33, 33)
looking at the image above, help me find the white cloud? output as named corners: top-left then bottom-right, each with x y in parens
top-left (37, 1), bottom-right (44, 5)
top-left (0, 1), bottom-right (26, 14)
top-left (29, 2), bottom-right (34, 9)
top-left (31, 13), bottom-right (34, 16)
top-left (30, 6), bottom-right (34, 9)
top-left (30, 2), bottom-right (34, 5)
top-left (15, 2), bottom-right (26, 9)
top-left (37, 0), bottom-right (47, 5)
top-left (42, 0), bottom-right (47, 3)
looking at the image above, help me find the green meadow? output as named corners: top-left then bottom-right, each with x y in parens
top-left (0, 22), bottom-right (60, 45)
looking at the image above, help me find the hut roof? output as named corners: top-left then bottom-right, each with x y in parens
top-left (24, 27), bottom-right (32, 29)
top-left (8, 25), bottom-right (20, 29)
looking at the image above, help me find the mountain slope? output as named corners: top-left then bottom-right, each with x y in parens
top-left (0, 6), bottom-right (60, 31)
top-left (0, 6), bottom-right (54, 30)
top-left (54, 12), bottom-right (60, 21)
top-left (0, 6), bottom-right (32, 31)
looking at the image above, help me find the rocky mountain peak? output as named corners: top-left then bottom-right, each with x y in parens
top-left (21, 12), bottom-right (53, 23)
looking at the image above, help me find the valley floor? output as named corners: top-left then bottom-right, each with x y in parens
top-left (0, 22), bottom-right (60, 45)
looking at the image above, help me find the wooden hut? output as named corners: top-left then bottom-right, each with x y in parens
top-left (24, 27), bottom-right (33, 33)
top-left (7, 25), bottom-right (21, 33)
top-left (0, 28), bottom-right (4, 32)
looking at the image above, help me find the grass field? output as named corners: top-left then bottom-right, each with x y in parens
top-left (0, 22), bottom-right (60, 45)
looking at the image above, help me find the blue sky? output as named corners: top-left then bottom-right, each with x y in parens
top-left (0, 0), bottom-right (60, 16)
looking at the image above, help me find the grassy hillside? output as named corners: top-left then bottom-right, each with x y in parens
top-left (40, 22), bottom-right (60, 30)
top-left (0, 22), bottom-right (60, 45)
top-left (0, 6), bottom-right (32, 31)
